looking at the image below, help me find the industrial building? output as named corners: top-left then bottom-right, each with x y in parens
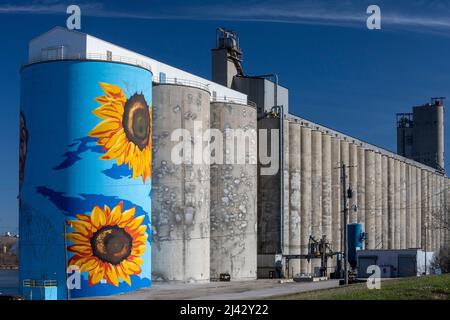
top-left (397, 98), bottom-right (445, 172)
top-left (18, 26), bottom-right (449, 299)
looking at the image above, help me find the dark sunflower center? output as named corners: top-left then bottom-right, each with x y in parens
top-left (122, 93), bottom-right (150, 151)
top-left (91, 226), bottom-right (132, 265)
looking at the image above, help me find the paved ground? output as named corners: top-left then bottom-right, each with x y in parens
top-left (90, 279), bottom-right (341, 300)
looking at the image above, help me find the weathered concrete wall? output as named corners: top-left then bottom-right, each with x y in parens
top-left (311, 130), bottom-right (323, 272)
top-left (416, 168), bottom-right (422, 249)
top-left (349, 144), bottom-right (358, 224)
top-left (382, 156), bottom-right (389, 248)
top-left (365, 150), bottom-right (376, 249)
top-left (406, 165), bottom-right (411, 248)
top-left (357, 147), bottom-right (366, 233)
top-left (257, 118), bottom-right (280, 258)
top-left (331, 137), bottom-right (341, 263)
top-left (387, 157), bottom-right (395, 249)
top-left (408, 167), bottom-right (417, 248)
top-left (375, 152), bottom-right (382, 249)
top-left (394, 160), bottom-right (401, 249)
top-left (400, 162), bottom-right (407, 249)
top-left (209, 102), bottom-right (257, 281)
top-left (288, 122), bottom-right (301, 276)
top-left (421, 170), bottom-right (428, 250)
top-left (152, 84), bottom-right (211, 282)
top-left (300, 127), bottom-right (312, 274)
top-left (322, 135), bottom-right (332, 254)
top-left (283, 120), bottom-right (290, 257)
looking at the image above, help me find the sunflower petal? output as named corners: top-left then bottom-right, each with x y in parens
top-left (88, 119), bottom-right (121, 138)
top-left (118, 207), bottom-right (136, 227)
top-left (68, 220), bottom-right (92, 237)
top-left (67, 244), bottom-right (92, 256)
top-left (105, 264), bottom-right (119, 287)
top-left (116, 265), bottom-right (132, 286)
top-left (131, 244), bottom-right (146, 257)
top-left (79, 257), bottom-right (99, 273)
top-left (109, 201), bottom-right (123, 225)
top-left (127, 215), bottom-right (145, 231)
top-left (121, 259), bottom-right (141, 275)
top-left (90, 206), bottom-right (106, 229)
top-left (88, 263), bottom-right (105, 286)
top-left (66, 232), bottom-right (89, 245)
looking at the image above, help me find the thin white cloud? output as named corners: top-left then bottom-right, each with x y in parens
top-left (1, 0), bottom-right (450, 36)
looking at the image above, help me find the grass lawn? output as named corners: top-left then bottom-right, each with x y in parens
top-left (270, 274), bottom-right (450, 300)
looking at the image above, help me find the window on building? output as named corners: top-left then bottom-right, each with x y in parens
top-left (107, 50), bottom-right (112, 61)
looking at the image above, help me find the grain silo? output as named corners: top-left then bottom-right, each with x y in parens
top-left (151, 82), bottom-right (211, 283)
top-left (20, 60), bottom-right (152, 299)
top-left (209, 100), bottom-right (258, 281)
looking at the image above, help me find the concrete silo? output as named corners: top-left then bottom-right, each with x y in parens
top-left (151, 82), bottom-right (211, 283)
top-left (20, 60), bottom-right (153, 299)
top-left (311, 131), bottom-right (323, 272)
top-left (288, 122), bottom-right (302, 276)
top-left (209, 101), bottom-right (257, 281)
top-left (331, 137), bottom-right (341, 256)
top-left (300, 126), bottom-right (312, 274)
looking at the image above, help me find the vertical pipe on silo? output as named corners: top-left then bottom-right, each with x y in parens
top-left (300, 127), bottom-right (312, 274)
top-left (322, 135), bottom-right (332, 263)
top-left (311, 131), bottom-right (322, 273)
top-left (387, 157), bottom-right (395, 249)
top-left (394, 160), bottom-right (401, 249)
top-left (357, 147), bottom-right (366, 233)
top-left (331, 137), bottom-right (341, 259)
top-left (288, 122), bottom-right (301, 276)
top-left (416, 168), bottom-right (422, 249)
top-left (348, 144), bottom-right (358, 224)
top-left (381, 156), bottom-right (388, 249)
top-left (365, 150), bottom-right (375, 249)
top-left (374, 153), bottom-right (382, 249)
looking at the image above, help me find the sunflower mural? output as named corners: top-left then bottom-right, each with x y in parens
top-left (66, 201), bottom-right (148, 287)
top-left (89, 82), bottom-right (152, 182)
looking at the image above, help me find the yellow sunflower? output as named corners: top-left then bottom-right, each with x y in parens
top-left (66, 201), bottom-right (148, 287)
top-left (89, 82), bottom-right (152, 182)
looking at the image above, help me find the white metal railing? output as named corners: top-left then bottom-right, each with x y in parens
top-left (153, 76), bottom-right (211, 92)
top-left (27, 53), bottom-right (153, 72)
top-left (212, 96), bottom-right (253, 107)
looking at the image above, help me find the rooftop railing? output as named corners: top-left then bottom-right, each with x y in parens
top-left (212, 96), bottom-right (254, 107)
top-left (153, 76), bottom-right (211, 92)
top-left (26, 53), bottom-right (153, 72)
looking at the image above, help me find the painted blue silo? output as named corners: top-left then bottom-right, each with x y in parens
top-left (19, 60), bottom-right (152, 299)
top-left (347, 223), bottom-right (363, 269)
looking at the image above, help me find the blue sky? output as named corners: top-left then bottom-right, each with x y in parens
top-left (1, 0), bottom-right (450, 232)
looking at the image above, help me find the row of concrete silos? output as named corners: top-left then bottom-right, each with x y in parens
top-left (150, 82), bottom-right (448, 281)
top-left (151, 82), bottom-right (258, 282)
top-left (279, 117), bottom-right (449, 277)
